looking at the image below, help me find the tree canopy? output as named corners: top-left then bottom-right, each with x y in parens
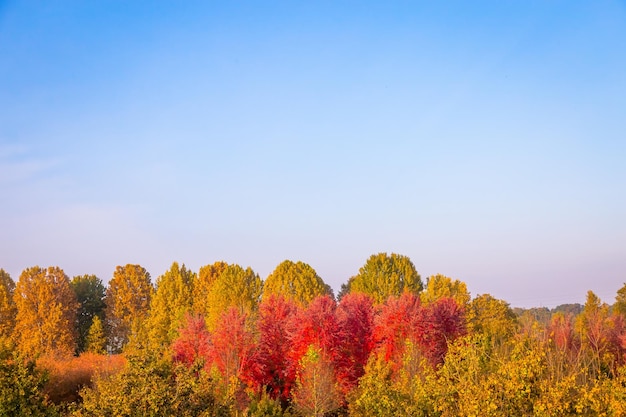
top-left (205, 263), bottom-right (262, 331)
top-left (13, 266), bottom-right (78, 357)
top-left (145, 262), bottom-right (196, 352)
top-left (105, 264), bottom-right (153, 353)
top-left (346, 253), bottom-right (422, 304)
top-left (263, 260), bottom-right (332, 307)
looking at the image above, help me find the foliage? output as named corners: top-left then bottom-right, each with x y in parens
top-left (335, 292), bottom-right (375, 395)
top-left (250, 295), bottom-right (299, 401)
top-left (75, 353), bottom-right (225, 417)
top-left (0, 346), bottom-right (58, 416)
top-left (37, 353), bottom-right (125, 405)
top-left (14, 266), bottom-right (78, 357)
top-left (291, 346), bottom-right (342, 417)
top-left (348, 352), bottom-right (410, 417)
top-left (85, 316), bottom-right (107, 355)
top-left (205, 264), bottom-right (262, 331)
top-left (467, 293), bottom-right (518, 346)
top-left (262, 260), bottom-right (332, 307)
top-left (421, 273), bottom-right (470, 307)
top-left (347, 252), bottom-right (422, 304)
top-left (145, 262), bottom-right (196, 353)
top-left (71, 275), bottom-right (106, 354)
top-left (0, 269), bottom-right (17, 343)
top-left (193, 261), bottom-right (229, 318)
top-left (105, 264), bottom-right (153, 353)
top-left (172, 313), bottom-right (211, 367)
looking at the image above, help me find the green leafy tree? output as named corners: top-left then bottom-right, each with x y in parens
top-left (0, 269), bottom-right (17, 343)
top-left (346, 253), bottom-right (422, 304)
top-left (105, 264), bottom-right (153, 353)
top-left (85, 315), bottom-right (107, 355)
top-left (192, 261), bottom-right (228, 318)
top-left (145, 262), bottom-right (196, 353)
top-left (205, 264), bottom-right (262, 330)
top-left (71, 275), bottom-right (106, 353)
top-left (262, 260), bottom-right (332, 307)
top-left (420, 273), bottom-right (470, 306)
top-left (14, 266), bottom-right (78, 357)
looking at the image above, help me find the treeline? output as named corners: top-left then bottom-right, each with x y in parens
top-left (1, 253), bottom-right (626, 416)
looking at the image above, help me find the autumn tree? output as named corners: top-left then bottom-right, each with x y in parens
top-left (0, 346), bottom-right (56, 416)
top-left (13, 266), bottom-right (78, 357)
top-left (71, 274), bottom-right (106, 353)
top-left (372, 292), bottom-right (422, 365)
top-left (0, 269), bottom-right (16, 344)
top-left (614, 283), bottom-right (626, 317)
top-left (420, 273), bottom-right (470, 307)
top-left (346, 253), bottom-right (422, 304)
top-left (262, 260), bottom-right (332, 307)
top-left (205, 264), bottom-right (261, 331)
top-left (192, 261), bottom-right (228, 318)
top-left (207, 307), bottom-right (257, 411)
top-left (145, 262), bottom-right (196, 353)
top-left (250, 295), bottom-right (300, 401)
top-left (417, 297), bottom-right (467, 366)
top-left (172, 314), bottom-right (211, 367)
top-left (467, 293), bottom-right (518, 346)
top-left (291, 345), bottom-right (342, 417)
top-left (105, 264), bottom-right (153, 353)
top-left (335, 292), bottom-right (375, 395)
top-left (85, 315), bottom-right (107, 355)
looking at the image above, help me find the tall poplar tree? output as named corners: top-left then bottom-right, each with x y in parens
top-left (13, 266), bottom-right (78, 357)
top-left (205, 264), bottom-right (261, 330)
top-left (0, 269), bottom-right (16, 343)
top-left (263, 260), bottom-right (332, 307)
top-left (192, 261), bottom-right (228, 318)
top-left (105, 264), bottom-right (153, 353)
top-left (347, 253), bottom-right (422, 304)
top-left (145, 262), bottom-right (196, 352)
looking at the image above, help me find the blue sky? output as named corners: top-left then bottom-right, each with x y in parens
top-left (1, 1), bottom-right (625, 307)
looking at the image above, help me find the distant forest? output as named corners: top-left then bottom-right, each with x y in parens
top-left (1, 252), bottom-right (626, 416)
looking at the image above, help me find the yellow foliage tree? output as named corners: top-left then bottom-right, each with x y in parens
top-left (205, 264), bottom-right (261, 331)
top-left (347, 253), bottom-right (422, 304)
top-left (192, 261), bottom-right (228, 318)
top-left (262, 260), bottom-right (332, 307)
top-left (145, 262), bottom-right (196, 353)
top-left (421, 274), bottom-right (471, 306)
top-left (467, 293), bottom-right (518, 346)
top-left (13, 266), bottom-right (78, 357)
top-left (104, 264), bottom-right (153, 353)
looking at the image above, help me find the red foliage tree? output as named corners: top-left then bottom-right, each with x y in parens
top-left (249, 295), bottom-right (300, 401)
top-left (287, 295), bottom-right (342, 404)
top-left (335, 292), bottom-right (375, 395)
top-left (548, 313), bottom-right (578, 352)
top-left (416, 297), bottom-right (466, 366)
top-left (208, 307), bottom-right (256, 385)
top-left (372, 292), bottom-right (421, 365)
top-left (171, 313), bottom-right (211, 366)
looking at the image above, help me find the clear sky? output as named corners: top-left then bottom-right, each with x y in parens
top-left (1, 1), bottom-right (625, 308)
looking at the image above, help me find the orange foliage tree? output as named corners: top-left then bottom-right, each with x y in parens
top-left (13, 266), bottom-right (78, 357)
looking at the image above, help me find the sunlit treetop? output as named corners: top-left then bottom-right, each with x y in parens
top-left (345, 253), bottom-right (422, 304)
top-left (263, 260), bottom-right (333, 307)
